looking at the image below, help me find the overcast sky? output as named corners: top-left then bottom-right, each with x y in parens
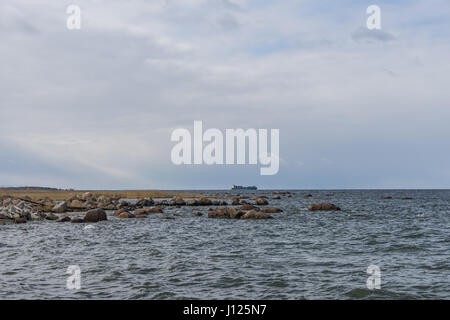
top-left (1, 0), bottom-right (449, 189)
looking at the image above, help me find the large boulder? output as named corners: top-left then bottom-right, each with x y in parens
top-left (307, 203), bottom-right (341, 211)
top-left (208, 206), bottom-right (242, 219)
top-left (84, 208), bottom-right (107, 222)
top-left (241, 210), bottom-right (273, 219)
top-left (57, 216), bottom-right (71, 222)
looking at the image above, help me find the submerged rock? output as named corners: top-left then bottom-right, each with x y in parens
top-left (255, 198), bottom-right (268, 205)
top-left (240, 204), bottom-right (256, 211)
top-left (307, 203), bottom-right (341, 211)
top-left (134, 206), bottom-right (163, 214)
top-left (118, 212), bottom-right (135, 219)
top-left (241, 210), bottom-right (273, 219)
top-left (208, 206), bottom-right (242, 219)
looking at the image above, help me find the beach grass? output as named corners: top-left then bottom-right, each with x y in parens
top-left (0, 188), bottom-right (205, 201)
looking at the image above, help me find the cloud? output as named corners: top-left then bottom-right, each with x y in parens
top-left (0, 0), bottom-right (450, 189)
top-left (351, 26), bottom-right (395, 43)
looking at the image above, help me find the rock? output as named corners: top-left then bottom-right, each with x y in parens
top-left (261, 207), bottom-right (283, 213)
top-left (45, 213), bottom-right (59, 220)
top-left (14, 217), bottom-right (27, 224)
top-left (272, 195), bottom-right (281, 199)
top-left (84, 208), bottom-right (107, 222)
top-left (57, 216), bottom-right (71, 222)
top-left (307, 203), bottom-right (341, 211)
top-left (118, 200), bottom-right (131, 208)
top-left (240, 204), bottom-right (256, 211)
top-left (136, 198), bottom-right (154, 207)
top-left (208, 206), bottom-right (242, 219)
top-left (105, 204), bottom-right (116, 210)
top-left (239, 199), bottom-right (249, 205)
top-left (241, 210), bottom-right (273, 219)
top-left (231, 198), bottom-right (240, 205)
top-left (381, 196), bottom-right (393, 200)
top-left (71, 218), bottom-right (84, 223)
top-left (198, 198), bottom-right (213, 206)
top-left (23, 195), bottom-right (32, 201)
top-left (135, 206), bottom-right (163, 214)
top-left (402, 197), bottom-right (413, 200)
top-left (114, 208), bottom-right (129, 216)
top-left (220, 201), bottom-right (228, 205)
top-left (170, 197), bottom-right (186, 206)
top-left (118, 212), bottom-right (135, 218)
top-left (186, 199), bottom-right (198, 206)
top-left (304, 194), bottom-right (313, 199)
top-left (255, 198), bottom-right (268, 205)
top-left (194, 212), bottom-right (203, 217)
top-left (30, 213), bottom-right (43, 221)
top-left (81, 192), bottom-right (93, 201)
top-left (52, 201), bottom-right (68, 213)
top-left (70, 199), bottom-right (84, 208)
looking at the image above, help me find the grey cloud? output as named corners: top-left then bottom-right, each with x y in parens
top-left (0, 4), bottom-right (38, 34)
top-left (217, 12), bottom-right (240, 30)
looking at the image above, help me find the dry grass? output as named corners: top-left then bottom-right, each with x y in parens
top-left (0, 188), bottom-right (205, 201)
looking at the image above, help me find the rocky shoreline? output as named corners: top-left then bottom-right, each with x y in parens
top-left (0, 191), bottom-right (349, 225)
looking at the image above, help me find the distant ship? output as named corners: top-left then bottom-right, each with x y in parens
top-left (231, 184), bottom-right (257, 190)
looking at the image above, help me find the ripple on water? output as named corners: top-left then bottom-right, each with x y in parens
top-left (0, 190), bottom-right (449, 299)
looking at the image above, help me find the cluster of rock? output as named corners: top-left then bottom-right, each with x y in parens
top-left (0, 198), bottom-right (58, 224)
top-left (0, 192), bottom-right (289, 224)
top-left (207, 206), bottom-right (275, 219)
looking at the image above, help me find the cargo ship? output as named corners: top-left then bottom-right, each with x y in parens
top-left (231, 184), bottom-right (257, 190)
